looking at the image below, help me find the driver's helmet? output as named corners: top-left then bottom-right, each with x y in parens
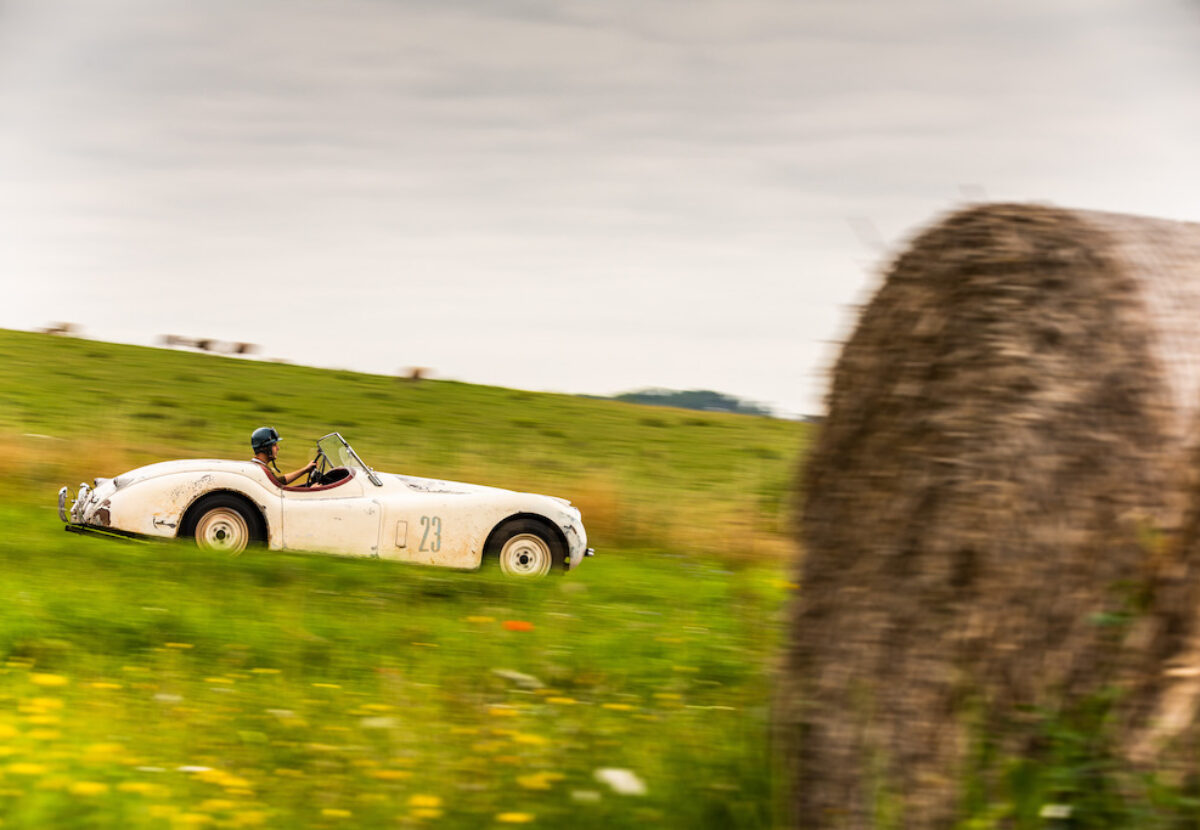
top-left (251, 426), bottom-right (281, 454)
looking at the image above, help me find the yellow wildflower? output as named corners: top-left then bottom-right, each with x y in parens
top-left (199, 799), bottom-right (235, 811)
top-left (370, 769), bottom-right (411, 781)
top-left (411, 808), bottom-right (443, 819)
top-left (496, 813), bottom-right (535, 824)
top-left (69, 781), bottom-right (109, 797)
top-left (320, 808), bottom-right (352, 819)
top-left (91, 682), bottom-right (123, 690)
top-left (249, 668), bottom-right (280, 675)
top-left (30, 697), bottom-right (64, 710)
top-left (408, 795), bottom-right (442, 809)
top-left (118, 781), bottom-right (164, 796)
top-left (164, 643), bottom-right (193, 649)
top-left (546, 697), bottom-right (577, 705)
top-left (602, 703), bottom-right (634, 711)
top-left (30, 673), bottom-right (68, 687)
top-left (6, 762), bottom-right (47, 776)
top-left (84, 743), bottom-right (125, 758)
top-left (194, 769), bottom-right (252, 790)
top-left (517, 774), bottom-right (553, 790)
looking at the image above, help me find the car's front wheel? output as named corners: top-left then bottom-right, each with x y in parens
top-left (487, 519), bottom-right (564, 577)
top-left (184, 494), bottom-right (264, 554)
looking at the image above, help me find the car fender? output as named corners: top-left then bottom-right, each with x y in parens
top-left (103, 469), bottom-right (280, 543)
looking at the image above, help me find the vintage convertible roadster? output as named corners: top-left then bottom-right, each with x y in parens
top-left (58, 433), bottom-right (592, 577)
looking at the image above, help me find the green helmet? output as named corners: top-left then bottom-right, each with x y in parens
top-left (251, 426), bottom-right (281, 453)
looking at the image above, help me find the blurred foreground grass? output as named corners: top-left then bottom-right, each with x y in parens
top-left (0, 329), bottom-right (799, 827)
top-left (0, 509), bottom-right (787, 828)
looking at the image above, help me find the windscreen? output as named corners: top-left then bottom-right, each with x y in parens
top-left (315, 433), bottom-right (382, 486)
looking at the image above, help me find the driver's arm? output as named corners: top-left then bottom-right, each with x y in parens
top-left (280, 461), bottom-right (317, 485)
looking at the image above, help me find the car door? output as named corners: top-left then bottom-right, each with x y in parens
top-left (280, 475), bottom-right (382, 557)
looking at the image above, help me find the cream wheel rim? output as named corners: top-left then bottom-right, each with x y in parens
top-left (195, 508), bottom-right (250, 553)
top-left (498, 533), bottom-right (553, 576)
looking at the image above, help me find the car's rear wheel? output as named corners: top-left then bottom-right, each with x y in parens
top-left (186, 494), bottom-right (263, 554)
top-left (487, 520), bottom-right (565, 577)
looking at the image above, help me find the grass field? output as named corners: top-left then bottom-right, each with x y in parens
top-left (0, 329), bottom-right (804, 828)
top-left (0, 330), bottom-right (805, 559)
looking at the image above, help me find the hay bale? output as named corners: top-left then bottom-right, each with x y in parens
top-left (782, 203), bottom-right (1200, 828)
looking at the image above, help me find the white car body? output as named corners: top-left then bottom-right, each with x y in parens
top-left (58, 433), bottom-right (592, 575)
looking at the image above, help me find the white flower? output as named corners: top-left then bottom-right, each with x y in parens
top-left (594, 768), bottom-right (647, 796)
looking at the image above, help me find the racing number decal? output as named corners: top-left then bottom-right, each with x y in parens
top-left (419, 516), bottom-right (442, 552)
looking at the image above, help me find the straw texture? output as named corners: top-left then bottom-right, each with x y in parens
top-left (783, 203), bottom-right (1200, 828)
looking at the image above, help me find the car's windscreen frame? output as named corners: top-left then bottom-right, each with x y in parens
top-left (315, 433), bottom-right (383, 487)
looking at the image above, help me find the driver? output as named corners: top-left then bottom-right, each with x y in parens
top-left (250, 427), bottom-right (317, 486)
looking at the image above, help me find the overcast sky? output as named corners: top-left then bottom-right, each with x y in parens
top-left (2, 0), bottom-right (1198, 415)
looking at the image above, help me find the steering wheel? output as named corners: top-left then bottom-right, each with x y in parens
top-left (305, 454), bottom-right (325, 487)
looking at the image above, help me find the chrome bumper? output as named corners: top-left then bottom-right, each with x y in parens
top-left (58, 482), bottom-right (91, 524)
top-left (58, 484), bottom-right (143, 542)
top-left (57, 486), bottom-right (70, 523)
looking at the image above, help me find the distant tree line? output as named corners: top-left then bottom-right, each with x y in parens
top-left (612, 388), bottom-right (773, 417)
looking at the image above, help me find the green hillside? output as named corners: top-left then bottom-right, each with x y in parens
top-left (0, 329), bottom-right (805, 828)
top-left (0, 330), bottom-right (805, 558)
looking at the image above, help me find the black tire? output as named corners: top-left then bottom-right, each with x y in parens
top-left (182, 494), bottom-right (265, 554)
top-left (485, 519), bottom-right (565, 577)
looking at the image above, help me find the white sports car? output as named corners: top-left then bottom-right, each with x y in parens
top-left (58, 433), bottom-right (593, 577)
